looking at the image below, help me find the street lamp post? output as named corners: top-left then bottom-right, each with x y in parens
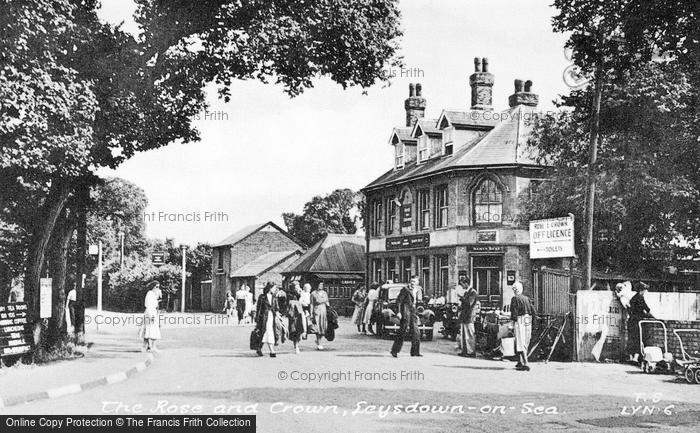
top-left (181, 245), bottom-right (187, 313)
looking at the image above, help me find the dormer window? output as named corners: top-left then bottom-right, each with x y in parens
top-left (442, 126), bottom-right (454, 156)
top-left (395, 143), bottom-right (405, 169)
top-left (418, 135), bottom-right (428, 163)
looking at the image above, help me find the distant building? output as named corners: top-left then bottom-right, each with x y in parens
top-left (209, 221), bottom-right (304, 311)
top-left (362, 57), bottom-right (546, 310)
top-left (282, 234), bottom-right (365, 315)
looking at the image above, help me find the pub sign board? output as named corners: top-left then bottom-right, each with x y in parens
top-left (0, 302), bottom-right (32, 358)
top-left (401, 205), bottom-right (413, 228)
top-left (529, 215), bottom-right (575, 259)
top-left (386, 234), bottom-right (430, 251)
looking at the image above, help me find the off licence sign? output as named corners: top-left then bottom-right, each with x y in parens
top-left (529, 216), bottom-right (575, 259)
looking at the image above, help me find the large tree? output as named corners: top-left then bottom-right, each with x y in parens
top-left (521, 0), bottom-right (699, 280)
top-left (0, 0), bottom-right (402, 337)
top-left (283, 188), bottom-right (362, 246)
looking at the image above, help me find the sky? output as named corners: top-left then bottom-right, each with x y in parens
top-left (97, 0), bottom-right (571, 247)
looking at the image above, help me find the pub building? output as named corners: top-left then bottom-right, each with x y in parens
top-left (362, 57), bottom-right (546, 310)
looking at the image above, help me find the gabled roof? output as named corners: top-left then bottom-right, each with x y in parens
top-left (282, 234), bottom-right (365, 275)
top-left (364, 104), bottom-right (542, 191)
top-left (389, 127), bottom-right (417, 145)
top-left (437, 109), bottom-right (499, 130)
top-left (230, 250), bottom-right (301, 277)
top-left (411, 118), bottom-right (441, 137)
top-left (213, 221), bottom-right (301, 248)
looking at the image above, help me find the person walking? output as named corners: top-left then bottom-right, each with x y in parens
top-left (65, 285), bottom-right (77, 334)
top-left (390, 277), bottom-right (422, 357)
top-left (363, 283), bottom-right (379, 335)
top-left (243, 284), bottom-right (254, 325)
top-left (235, 285), bottom-right (248, 324)
top-left (254, 282), bottom-right (279, 357)
top-left (458, 277), bottom-right (479, 357)
top-left (311, 282), bottom-right (330, 350)
top-left (509, 279), bottom-right (536, 371)
top-left (351, 284), bottom-right (367, 334)
top-left (300, 283), bottom-right (312, 316)
top-left (287, 282), bottom-right (307, 354)
top-left (140, 281), bottom-right (162, 353)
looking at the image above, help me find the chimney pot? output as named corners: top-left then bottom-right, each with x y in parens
top-left (469, 56), bottom-right (494, 110)
top-left (514, 79), bottom-right (524, 93)
top-left (405, 83), bottom-right (426, 126)
top-left (509, 78), bottom-right (538, 107)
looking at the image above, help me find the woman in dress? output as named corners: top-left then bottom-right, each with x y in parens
top-left (311, 282), bottom-right (330, 350)
top-left (254, 282), bottom-right (279, 357)
top-left (363, 283), bottom-right (380, 335)
top-left (287, 282), bottom-right (307, 354)
top-left (351, 284), bottom-right (367, 334)
top-left (141, 281), bottom-right (162, 352)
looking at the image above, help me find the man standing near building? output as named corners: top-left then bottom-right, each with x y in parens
top-left (458, 277), bottom-right (479, 357)
top-left (235, 285), bottom-right (249, 325)
top-left (446, 277), bottom-right (468, 304)
top-left (390, 276), bottom-right (422, 357)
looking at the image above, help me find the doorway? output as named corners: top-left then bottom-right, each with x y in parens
top-left (471, 255), bottom-right (503, 309)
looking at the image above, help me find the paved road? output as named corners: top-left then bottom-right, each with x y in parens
top-left (2, 315), bottom-right (700, 432)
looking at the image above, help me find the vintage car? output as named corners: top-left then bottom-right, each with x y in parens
top-left (373, 283), bottom-right (435, 341)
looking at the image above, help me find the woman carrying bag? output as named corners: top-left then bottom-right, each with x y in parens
top-left (253, 282), bottom-right (279, 357)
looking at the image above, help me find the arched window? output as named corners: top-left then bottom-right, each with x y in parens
top-left (473, 179), bottom-right (503, 224)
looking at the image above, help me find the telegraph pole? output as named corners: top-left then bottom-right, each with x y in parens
top-left (584, 34), bottom-right (605, 292)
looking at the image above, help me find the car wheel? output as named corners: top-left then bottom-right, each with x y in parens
top-left (694, 368), bottom-right (700, 385)
top-left (684, 367), bottom-right (695, 384)
top-left (645, 362), bottom-right (655, 374)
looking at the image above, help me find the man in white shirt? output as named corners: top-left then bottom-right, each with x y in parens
top-left (65, 286), bottom-right (77, 332)
top-left (235, 285), bottom-right (249, 325)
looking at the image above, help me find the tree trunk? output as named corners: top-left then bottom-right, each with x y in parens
top-left (0, 262), bottom-right (11, 302)
top-left (24, 178), bottom-right (71, 337)
top-left (73, 180), bottom-right (90, 342)
top-left (46, 211), bottom-right (76, 347)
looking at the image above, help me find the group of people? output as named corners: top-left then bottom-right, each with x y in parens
top-left (224, 284), bottom-right (254, 325)
top-left (614, 280), bottom-right (655, 363)
top-left (251, 281), bottom-right (337, 357)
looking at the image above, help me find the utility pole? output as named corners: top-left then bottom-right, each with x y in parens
top-left (181, 244), bottom-right (187, 313)
top-left (97, 240), bottom-right (103, 318)
top-left (584, 35), bottom-right (605, 292)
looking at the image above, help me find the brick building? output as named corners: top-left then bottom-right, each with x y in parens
top-left (362, 57), bottom-right (546, 310)
top-left (282, 234), bottom-right (366, 316)
top-left (209, 221), bottom-right (304, 310)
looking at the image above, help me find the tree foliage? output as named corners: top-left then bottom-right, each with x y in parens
top-left (522, 61), bottom-right (699, 272)
top-left (283, 189), bottom-right (362, 246)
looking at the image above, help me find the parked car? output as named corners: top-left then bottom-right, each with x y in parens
top-left (374, 283), bottom-right (435, 341)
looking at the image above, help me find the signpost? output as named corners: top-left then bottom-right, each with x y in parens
top-left (152, 252), bottom-right (165, 266)
top-left (529, 215), bottom-right (575, 259)
top-left (0, 303), bottom-right (32, 358)
top-left (39, 278), bottom-right (52, 319)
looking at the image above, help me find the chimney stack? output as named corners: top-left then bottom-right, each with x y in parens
top-left (508, 79), bottom-right (539, 107)
top-left (469, 57), bottom-right (494, 110)
top-left (405, 82), bottom-right (426, 127)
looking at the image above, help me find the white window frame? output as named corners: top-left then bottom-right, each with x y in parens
top-left (395, 143), bottom-right (405, 169)
top-left (418, 135), bottom-right (429, 163)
